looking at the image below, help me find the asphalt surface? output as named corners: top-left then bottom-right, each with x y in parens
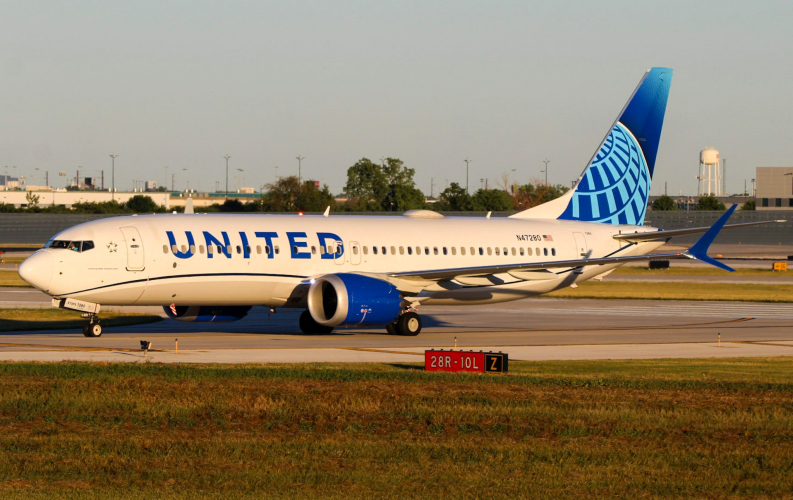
top-left (1, 290), bottom-right (792, 362)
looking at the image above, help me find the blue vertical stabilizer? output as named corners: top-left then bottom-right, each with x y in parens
top-left (511, 68), bottom-right (672, 225)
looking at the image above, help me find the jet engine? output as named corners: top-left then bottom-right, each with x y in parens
top-left (307, 273), bottom-right (403, 327)
top-left (163, 305), bottom-right (252, 323)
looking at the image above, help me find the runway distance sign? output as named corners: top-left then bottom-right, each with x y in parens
top-left (424, 350), bottom-right (508, 373)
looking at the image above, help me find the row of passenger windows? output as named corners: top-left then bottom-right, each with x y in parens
top-left (163, 244), bottom-right (557, 257)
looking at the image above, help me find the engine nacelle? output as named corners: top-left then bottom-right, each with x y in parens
top-left (163, 305), bottom-right (252, 323)
top-left (307, 274), bottom-right (403, 327)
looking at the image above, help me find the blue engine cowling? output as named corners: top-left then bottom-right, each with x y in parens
top-left (307, 274), bottom-right (403, 327)
top-left (163, 305), bottom-right (252, 322)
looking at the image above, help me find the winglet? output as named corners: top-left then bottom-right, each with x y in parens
top-left (685, 204), bottom-right (737, 272)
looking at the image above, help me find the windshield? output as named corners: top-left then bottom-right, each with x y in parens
top-left (47, 240), bottom-right (95, 252)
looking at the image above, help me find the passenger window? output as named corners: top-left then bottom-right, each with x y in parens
top-left (181, 245), bottom-right (187, 253)
top-left (312, 246), bottom-right (317, 255)
top-left (171, 245), bottom-right (178, 253)
top-left (451, 247), bottom-right (456, 255)
top-left (479, 247), bottom-right (483, 255)
top-left (535, 247), bottom-right (540, 256)
top-left (527, 247), bottom-right (533, 256)
top-left (470, 247), bottom-right (475, 255)
top-left (442, 247), bottom-right (446, 255)
top-left (217, 245), bottom-right (222, 254)
top-left (237, 245), bottom-right (242, 255)
top-left (265, 245), bottom-right (270, 255)
top-left (399, 246), bottom-right (404, 255)
top-left (163, 245), bottom-right (168, 254)
top-left (552, 248), bottom-right (556, 256)
top-left (416, 246), bottom-right (421, 255)
top-left (495, 247), bottom-right (500, 256)
top-left (382, 246), bottom-right (387, 255)
top-left (426, 246), bottom-right (430, 255)
top-left (320, 246), bottom-right (325, 255)
top-left (392, 246), bottom-right (397, 255)
top-left (200, 245), bottom-right (205, 254)
top-left (543, 248), bottom-right (548, 256)
top-left (246, 245), bottom-right (251, 254)
top-left (190, 245), bottom-right (196, 254)
top-left (353, 246), bottom-right (359, 255)
top-left (208, 245), bottom-right (214, 255)
top-left (504, 247), bottom-right (508, 256)
top-left (362, 246), bottom-right (368, 255)
top-left (373, 246), bottom-right (378, 255)
top-left (275, 246), bottom-right (280, 255)
top-left (520, 248), bottom-right (524, 256)
top-left (408, 247), bottom-right (413, 255)
top-left (335, 246), bottom-right (341, 256)
top-left (460, 247), bottom-right (465, 256)
top-left (487, 247), bottom-right (492, 256)
top-left (256, 245), bottom-right (261, 254)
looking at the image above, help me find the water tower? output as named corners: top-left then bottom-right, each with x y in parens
top-left (699, 148), bottom-right (721, 196)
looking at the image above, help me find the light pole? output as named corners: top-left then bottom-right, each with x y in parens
top-left (511, 168), bottom-right (517, 193)
top-left (274, 165), bottom-right (279, 182)
top-left (542, 158), bottom-right (550, 185)
top-left (463, 157), bottom-right (472, 194)
top-left (109, 154), bottom-right (118, 200)
top-left (236, 169), bottom-right (244, 192)
top-left (296, 155), bottom-right (305, 185)
top-left (224, 154), bottom-right (231, 199)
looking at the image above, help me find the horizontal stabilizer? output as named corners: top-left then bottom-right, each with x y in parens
top-left (613, 219), bottom-right (785, 242)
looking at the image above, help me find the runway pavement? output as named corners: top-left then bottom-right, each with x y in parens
top-left (2, 292), bottom-right (792, 363)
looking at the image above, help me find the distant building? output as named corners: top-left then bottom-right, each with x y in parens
top-left (756, 167), bottom-right (793, 209)
top-left (0, 176), bottom-right (20, 190)
top-left (145, 181), bottom-right (158, 192)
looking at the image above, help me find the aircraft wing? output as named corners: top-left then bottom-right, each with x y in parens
top-left (613, 219), bottom-right (785, 242)
top-left (388, 251), bottom-right (686, 281)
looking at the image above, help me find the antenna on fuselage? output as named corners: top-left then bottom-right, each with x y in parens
top-left (323, 206), bottom-right (330, 217)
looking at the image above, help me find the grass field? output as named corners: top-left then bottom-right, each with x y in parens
top-left (0, 360), bottom-right (791, 499)
top-left (0, 308), bottom-right (162, 332)
top-left (548, 281), bottom-right (793, 302)
top-left (0, 271), bottom-right (27, 288)
top-left (613, 266), bottom-right (789, 277)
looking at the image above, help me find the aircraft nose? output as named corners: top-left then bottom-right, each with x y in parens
top-left (18, 251), bottom-right (53, 291)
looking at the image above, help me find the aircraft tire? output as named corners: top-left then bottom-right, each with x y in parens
top-left (396, 312), bottom-right (421, 336)
top-left (299, 310), bottom-right (334, 334)
top-left (83, 323), bottom-right (102, 337)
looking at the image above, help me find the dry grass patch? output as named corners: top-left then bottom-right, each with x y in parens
top-left (548, 281), bottom-right (793, 302)
top-left (0, 271), bottom-right (28, 288)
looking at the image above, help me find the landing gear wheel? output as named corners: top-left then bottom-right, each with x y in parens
top-left (385, 322), bottom-right (398, 336)
top-left (83, 322), bottom-right (102, 337)
top-left (396, 312), bottom-right (422, 336)
top-left (299, 310), bottom-right (335, 334)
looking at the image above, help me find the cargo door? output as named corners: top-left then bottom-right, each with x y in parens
top-left (573, 232), bottom-right (588, 257)
top-left (120, 226), bottom-right (145, 271)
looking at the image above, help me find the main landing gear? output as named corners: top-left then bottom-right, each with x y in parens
top-left (386, 311), bottom-right (422, 337)
top-left (82, 314), bottom-right (102, 337)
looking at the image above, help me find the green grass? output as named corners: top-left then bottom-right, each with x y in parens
top-left (0, 308), bottom-right (162, 332)
top-left (0, 359), bottom-right (791, 499)
top-left (613, 266), bottom-right (789, 277)
top-left (0, 271), bottom-right (28, 288)
top-left (548, 281), bottom-right (793, 302)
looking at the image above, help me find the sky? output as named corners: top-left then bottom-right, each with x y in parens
top-left (1, 0), bottom-right (792, 197)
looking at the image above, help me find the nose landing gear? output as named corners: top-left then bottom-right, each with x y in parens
top-left (82, 314), bottom-right (102, 337)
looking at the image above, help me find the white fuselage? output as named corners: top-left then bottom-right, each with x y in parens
top-left (25, 213), bottom-right (664, 307)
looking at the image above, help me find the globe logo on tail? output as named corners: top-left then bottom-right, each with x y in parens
top-left (559, 122), bottom-right (651, 225)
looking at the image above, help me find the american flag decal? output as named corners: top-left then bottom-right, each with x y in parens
top-left (543, 235), bottom-right (554, 241)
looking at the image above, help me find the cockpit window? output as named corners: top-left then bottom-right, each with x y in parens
top-left (48, 240), bottom-right (95, 252)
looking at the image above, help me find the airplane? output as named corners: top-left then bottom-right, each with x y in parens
top-left (17, 67), bottom-right (782, 338)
